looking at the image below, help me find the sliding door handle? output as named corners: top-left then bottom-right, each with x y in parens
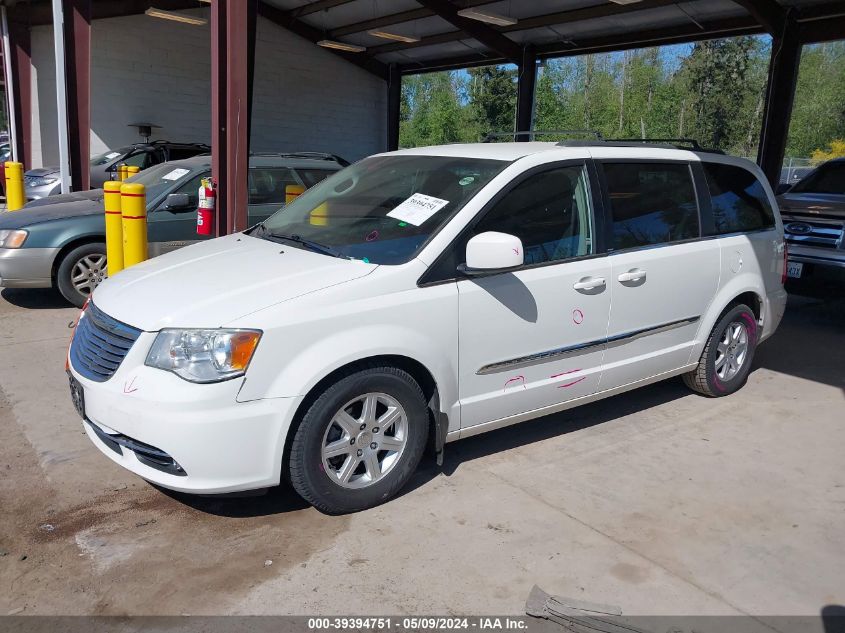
top-left (573, 277), bottom-right (607, 291)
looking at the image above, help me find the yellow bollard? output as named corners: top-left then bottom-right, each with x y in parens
top-left (285, 184), bottom-right (305, 206)
top-left (4, 161), bottom-right (26, 211)
top-left (117, 164), bottom-right (128, 182)
top-left (126, 165), bottom-right (140, 179)
top-left (104, 181), bottom-right (124, 276)
top-left (309, 203), bottom-right (329, 226)
top-left (120, 182), bottom-right (147, 268)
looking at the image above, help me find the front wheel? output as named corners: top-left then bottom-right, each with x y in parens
top-left (288, 366), bottom-right (429, 514)
top-left (683, 303), bottom-right (758, 397)
top-left (56, 242), bottom-right (107, 308)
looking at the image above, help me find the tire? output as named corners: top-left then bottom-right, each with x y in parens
top-left (56, 242), bottom-right (107, 308)
top-left (289, 366), bottom-right (429, 514)
top-left (683, 303), bottom-right (758, 397)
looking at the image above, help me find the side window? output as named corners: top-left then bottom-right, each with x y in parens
top-left (248, 167), bottom-right (299, 205)
top-left (122, 151), bottom-right (150, 169)
top-left (603, 162), bottom-right (699, 250)
top-left (169, 173), bottom-right (206, 208)
top-left (472, 164), bottom-right (594, 266)
top-left (703, 163), bottom-right (775, 234)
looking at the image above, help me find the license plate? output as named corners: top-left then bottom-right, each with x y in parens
top-left (787, 262), bottom-right (803, 279)
top-left (68, 373), bottom-right (85, 419)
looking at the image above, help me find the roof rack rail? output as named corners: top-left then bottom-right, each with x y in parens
top-left (602, 138), bottom-right (725, 154)
top-left (484, 129), bottom-right (604, 142)
top-left (250, 151), bottom-right (350, 166)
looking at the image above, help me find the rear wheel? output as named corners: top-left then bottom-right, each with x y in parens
top-left (683, 303), bottom-right (758, 397)
top-left (56, 242), bottom-right (107, 308)
top-left (289, 366), bottom-right (429, 514)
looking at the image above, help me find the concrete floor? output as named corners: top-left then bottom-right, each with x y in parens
top-left (0, 283), bottom-right (842, 621)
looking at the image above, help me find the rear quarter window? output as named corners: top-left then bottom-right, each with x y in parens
top-left (703, 163), bottom-right (775, 234)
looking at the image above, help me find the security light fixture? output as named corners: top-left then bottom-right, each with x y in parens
top-left (367, 30), bottom-right (420, 43)
top-left (456, 8), bottom-right (517, 27)
top-left (145, 7), bottom-right (207, 25)
top-left (317, 39), bottom-right (366, 53)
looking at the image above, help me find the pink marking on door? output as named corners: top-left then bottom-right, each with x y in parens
top-left (572, 309), bottom-right (585, 325)
top-left (557, 377), bottom-right (587, 389)
top-left (123, 376), bottom-right (139, 394)
top-left (366, 230), bottom-right (379, 242)
top-left (503, 375), bottom-right (526, 391)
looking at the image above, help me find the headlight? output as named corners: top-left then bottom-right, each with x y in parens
top-left (145, 329), bottom-right (262, 383)
top-left (0, 229), bottom-right (28, 249)
top-left (25, 176), bottom-right (58, 187)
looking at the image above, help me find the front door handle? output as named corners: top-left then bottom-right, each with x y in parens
top-left (573, 277), bottom-right (607, 291)
top-left (618, 269), bottom-right (646, 283)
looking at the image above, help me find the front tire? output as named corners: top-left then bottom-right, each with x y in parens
top-left (56, 242), bottom-right (107, 308)
top-left (289, 366), bottom-right (429, 514)
top-left (683, 303), bottom-right (758, 397)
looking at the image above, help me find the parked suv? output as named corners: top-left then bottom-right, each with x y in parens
top-left (24, 141), bottom-right (211, 199)
top-left (777, 158), bottom-right (845, 281)
top-left (0, 152), bottom-right (344, 306)
top-left (66, 142), bottom-right (787, 513)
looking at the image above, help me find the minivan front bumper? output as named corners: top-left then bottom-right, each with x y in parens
top-left (69, 330), bottom-right (301, 494)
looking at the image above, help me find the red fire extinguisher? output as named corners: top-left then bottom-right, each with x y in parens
top-left (197, 177), bottom-right (215, 236)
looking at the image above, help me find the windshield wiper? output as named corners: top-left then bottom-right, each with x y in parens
top-left (251, 224), bottom-right (348, 259)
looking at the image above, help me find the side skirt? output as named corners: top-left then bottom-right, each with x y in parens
top-left (447, 363), bottom-right (699, 442)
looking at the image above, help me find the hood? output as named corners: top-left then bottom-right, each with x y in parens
top-left (0, 194), bottom-right (104, 229)
top-left (25, 188), bottom-right (105, 208)
top-left (24, 167), bottom-right (60, 178)
top-left (92, 233), bottom-right (377, 331)
top-left (778, 193), bottom-right (845, 218)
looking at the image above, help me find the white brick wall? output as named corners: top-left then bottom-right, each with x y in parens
top-left (29, 8), bottom-right (387, 168)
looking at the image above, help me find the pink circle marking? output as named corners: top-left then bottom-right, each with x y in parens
top-left (572, 309), bottom-right (584, 325)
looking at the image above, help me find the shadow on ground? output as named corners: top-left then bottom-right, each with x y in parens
top-left (1, 287), bottom-right (71, 310)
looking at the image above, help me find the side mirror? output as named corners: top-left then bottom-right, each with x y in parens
top-left (459, 231), bottom-right (524, 276)
top-left (775, 183), bottom-right (792, 195)
top-left (162, 193), bottom-right (193, 211)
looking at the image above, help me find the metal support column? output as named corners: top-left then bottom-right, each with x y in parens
top-left (758, 17), bottom-right (801, 187)
top-left (6, 18), bottom-right (32, 168)
top-left (212, 0), bottom-right (256, 236)
top-left (63, 0), bottom-right (91, 192)
top-left (211, 0), bottom-right (227, 236)
top-left (387, 63), bottom-right (401, 151)
top-left (516, 45), bottom-right (537, 141)
top-left (50, 0), bottom-right (72, 194)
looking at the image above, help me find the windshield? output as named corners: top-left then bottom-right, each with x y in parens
top-left (124, 162), bottom-right (200, 200)
top-left (790, 162), bottom-right (845, 195)
top-left (259, 155), bottom-right (508, 264)
top-left (90, 147), bottom-right (132, 166)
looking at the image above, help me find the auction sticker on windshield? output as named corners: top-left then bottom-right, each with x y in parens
top-left (162, 168), bottom-right (191, 181)
top-left (387, 193), bottom-right (450, 226)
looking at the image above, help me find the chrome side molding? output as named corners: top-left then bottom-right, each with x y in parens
top-left (476, 315), bottom-right (700, 375)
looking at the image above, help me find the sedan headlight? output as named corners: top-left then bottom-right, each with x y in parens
top-left (25, 176), bottom-right (58, 187)
top-left (146, 329), bottom-right (262, 383)
top-left (0, 229), bottom-right (28, 249)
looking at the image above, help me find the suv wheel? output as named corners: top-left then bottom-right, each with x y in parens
top-left (289, 366), bottom-right (429, 514)
top-left (683, 303), bottom-right (758, 397)
top-left (56, 242), bottom-right (107, 308)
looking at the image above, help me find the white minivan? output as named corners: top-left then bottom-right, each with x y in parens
top-left (67, 142), bottom-right (788, 513)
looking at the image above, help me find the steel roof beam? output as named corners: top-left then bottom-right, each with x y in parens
top-left (413, 0), bottom-right (521, 64)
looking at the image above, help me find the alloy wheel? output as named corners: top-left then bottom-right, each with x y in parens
top-left (715, 320), bottom-right (749, 381)
top-left (70, 254), bottom-right (107, 296)
top-left (320, 392), bottom-right (408, 489)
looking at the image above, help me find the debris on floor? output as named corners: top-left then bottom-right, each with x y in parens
top-left (525, 585), bottom-right (648, 633)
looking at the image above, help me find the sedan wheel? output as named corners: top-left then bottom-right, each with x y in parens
top-left (70, 253), bottom-right (107, 297)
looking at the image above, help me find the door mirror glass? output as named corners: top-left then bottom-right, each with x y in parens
top-left (462, 231), bottom-right (524, 274)
top-left (163, 193), bottom-right (193, 210)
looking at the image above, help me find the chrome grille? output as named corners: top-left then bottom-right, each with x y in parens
top-left (783, 218), bottom-right (844, 250)
top-left (70, 303), bottom-right (142, 382)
